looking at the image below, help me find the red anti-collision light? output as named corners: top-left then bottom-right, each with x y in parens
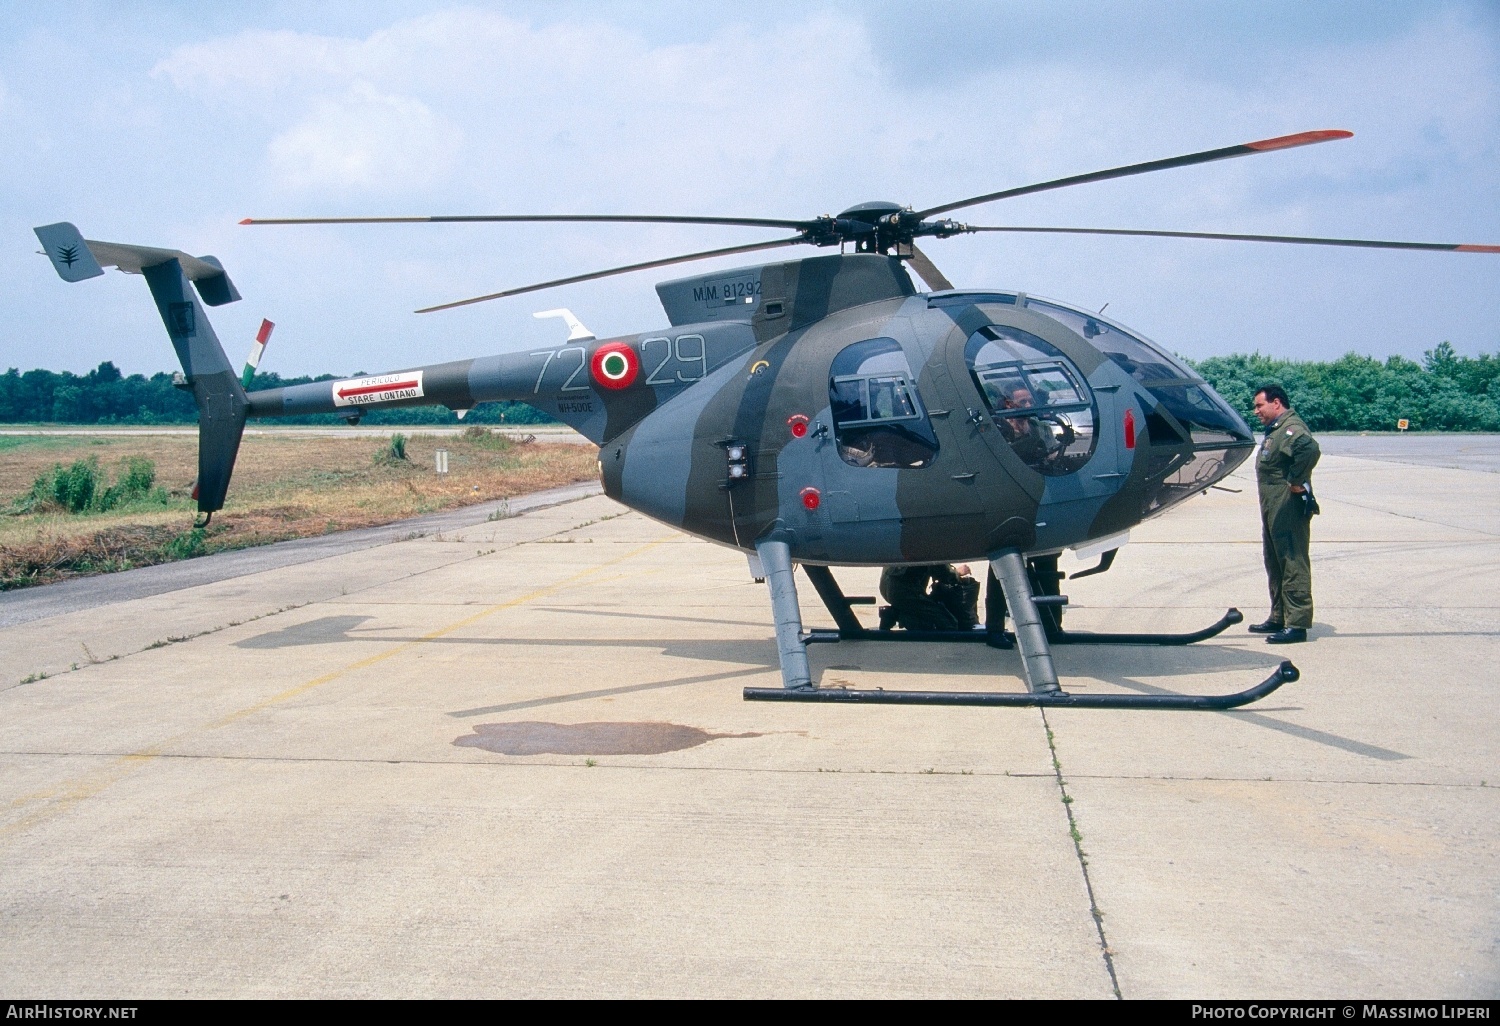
top-left (800, 487), bottom-right (821, 510)
top-left (788, 414), bottom-right (809, 438)
top-left (1124, 408), bottom-right (1137, 449)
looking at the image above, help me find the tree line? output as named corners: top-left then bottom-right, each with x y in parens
top-left (2, 343), bottom-right (1498, 431)
top-left (1191, 343), bottom-right (1500, 433)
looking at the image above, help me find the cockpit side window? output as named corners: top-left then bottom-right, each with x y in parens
top-left (965, 326), bottom-right (1098, 475)
top-left (828, 337), bottom-right (939, 468)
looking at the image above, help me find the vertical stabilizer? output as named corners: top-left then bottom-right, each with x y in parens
top-left (140, 259), bottom-right (248, 515)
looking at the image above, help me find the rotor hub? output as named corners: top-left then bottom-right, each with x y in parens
top-left (807, 202), bottom-right (954, 254)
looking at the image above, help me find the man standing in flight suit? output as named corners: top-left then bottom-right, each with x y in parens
top-left (1249, 384), bottom-right (1321, 644)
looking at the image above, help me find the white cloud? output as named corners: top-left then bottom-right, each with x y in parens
top-left (152, 28), bottom-right (363, 95)
top-left (267, 81), bottom-right (461, 194)
top-left (148, 8), bottom-right (1498, 218)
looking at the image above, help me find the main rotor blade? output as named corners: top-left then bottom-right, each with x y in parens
top-left (415, 236), bottom-right (808, 313)
top-left (242, 213), bottom-right (812, 230)
top-left (917, 130), bottom-right (1353, 219)
top-left (964, 225), bottom-right (1500, 254)
top-left (906, 244), bottom-right (954, 291)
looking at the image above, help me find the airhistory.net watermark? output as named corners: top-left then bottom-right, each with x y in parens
top-left (5, 1007), bottom-right (138, 1020)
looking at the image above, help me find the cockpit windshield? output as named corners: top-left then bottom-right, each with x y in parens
top-left (1026, 298), bottom-right (1252, 445)
top-left (1027, 299), bottom-right (1194, 383)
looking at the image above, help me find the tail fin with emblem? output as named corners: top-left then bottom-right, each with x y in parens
top-left (35, 222), bottom-right (248, 518)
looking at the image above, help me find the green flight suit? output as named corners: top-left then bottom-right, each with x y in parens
top-left (1256, 410), bottom-right (1321, 629)
top-left (880, 564), bottom-right (979, 630)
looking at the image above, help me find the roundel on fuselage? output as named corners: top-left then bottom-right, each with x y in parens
top-left (591, 342), bottom-right (640, 390)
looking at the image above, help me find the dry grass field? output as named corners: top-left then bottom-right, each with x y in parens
top-left (0, 429), bottom-right (599, 589)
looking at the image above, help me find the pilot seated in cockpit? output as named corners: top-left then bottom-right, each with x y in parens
top-left (997, 384), bottom-right (1076, 470)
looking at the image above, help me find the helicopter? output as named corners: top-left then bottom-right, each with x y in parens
top-left (34, 130), bottom-right (1499, 710)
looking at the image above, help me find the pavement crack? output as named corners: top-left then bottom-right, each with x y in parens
top-left (1041, 708), bottom-right (1121, 1000)
top-left (2, 601), bottom-right (311, 694)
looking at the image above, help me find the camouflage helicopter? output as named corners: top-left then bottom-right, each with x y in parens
top-left (35, 130), bottom-right (1499, 709)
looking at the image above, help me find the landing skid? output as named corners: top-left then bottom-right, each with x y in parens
top-left (744, 552), bottom-right (1295, 711)
top-left (744, 659), bottom-right (1298, 709)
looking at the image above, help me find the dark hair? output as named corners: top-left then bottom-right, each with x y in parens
top-left (1254, 384), bottom-right (1290, 408)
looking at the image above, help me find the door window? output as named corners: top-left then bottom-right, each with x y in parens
top-left (965, 325), bottom-right (1097, 475)
top-left (828, 338), bottom-right (939, 468)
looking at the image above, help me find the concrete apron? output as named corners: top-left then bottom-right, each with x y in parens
top-left (0, 452), bottom-right (1495, 997)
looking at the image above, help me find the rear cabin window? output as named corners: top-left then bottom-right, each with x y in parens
top-left (965, 325), bottom-right (1097, 475)
top-left (828, 337), bottom-right (939, 468)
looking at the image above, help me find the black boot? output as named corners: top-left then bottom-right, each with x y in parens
top-left (1248, 618), bottom-right (1283, 634)
top-left (1266, 627), bottom-right (1307, 644)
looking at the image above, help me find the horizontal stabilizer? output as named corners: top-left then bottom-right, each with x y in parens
top-left (33, 222), bottom-right (242, 306)
top-left (34, 222), bottom-right (103, 282)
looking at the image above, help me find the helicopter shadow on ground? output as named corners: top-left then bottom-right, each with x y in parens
top-left (236, 613), bottom-right (779, 666)
top-left (530, 605), bottom-right (769, 631)
top-left (233, 613), bottom-right (1384, 739)
top-left (235, 615), bottom-right (378, 649)
top-left (1071, 664), bottom-right (1412, 762)
top-left (231, 613), bottom-right (777, 716)
top-left (234, 613), bottom-right (1274, 685)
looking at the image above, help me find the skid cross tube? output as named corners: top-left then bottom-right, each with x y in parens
top-left (802, 565), bottom-right (1242, 647)
top-left (803, 626), bottom-right (1005, 645)
top-left (745, 660), bottom-right (1299, 708)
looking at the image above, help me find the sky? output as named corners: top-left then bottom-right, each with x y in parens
top-left (2, 0), bottom-right (1498, 378)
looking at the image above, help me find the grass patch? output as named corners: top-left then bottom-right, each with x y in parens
top-left (374, 432), bottom-right (409, 465)
top-left (10, 455), bottom-right (168, 515)
top-left (0, 429), bottom-right (598, 590)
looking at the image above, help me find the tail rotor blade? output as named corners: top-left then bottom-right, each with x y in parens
top-left (917, 130), bottom-right (1353, 219)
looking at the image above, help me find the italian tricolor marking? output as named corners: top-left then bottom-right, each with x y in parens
top-left (591, 342), bottom-right (639, 390)
top-left (331, 371), bottom-right (425, 407)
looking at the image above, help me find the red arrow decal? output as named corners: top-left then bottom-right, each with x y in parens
top-left (337, 379), bottom-right (420, 399)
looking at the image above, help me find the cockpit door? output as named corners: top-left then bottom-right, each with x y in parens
top-left (941, 306), bottom-right (1118, 500)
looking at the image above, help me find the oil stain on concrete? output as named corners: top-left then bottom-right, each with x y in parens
top-left (454, 721), bottom-right (762, 756)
